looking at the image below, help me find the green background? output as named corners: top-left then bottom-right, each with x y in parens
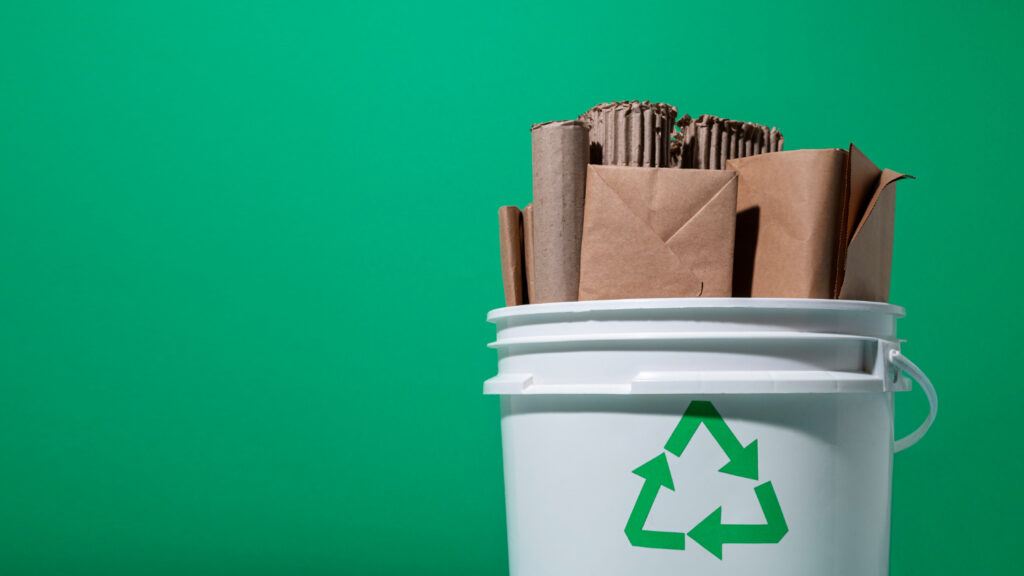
top-left (1, 0), bottom-right (1020, 573)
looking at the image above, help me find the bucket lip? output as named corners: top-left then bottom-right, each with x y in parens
top-left (487, 297), bottom-right (906, 323)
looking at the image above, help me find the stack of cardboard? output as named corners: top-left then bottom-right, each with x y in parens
top-left (498, 100), bottom-right (910, 306)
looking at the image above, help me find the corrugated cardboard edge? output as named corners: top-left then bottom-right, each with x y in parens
top-left (672, 115), bottom-right (783, 169)
top-left (580, 101), bottom-right (677, 167)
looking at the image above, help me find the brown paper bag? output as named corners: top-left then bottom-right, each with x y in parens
top-left (727, 146), bottom-right (910, 301)
top-left (578, 165), bottom-right (738, 300)
top-left (727, 149), bottom-right (846, 298)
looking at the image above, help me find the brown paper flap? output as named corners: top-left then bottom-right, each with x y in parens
top-left (498, 206), bottom-right (524, 307)
top-left (663, 172), bottom-right (738, 296)
top-left (838, 182), bottom-right (896, 302)
top-left (844, 144), bottom-right (882, 246)
top-left (838, 167), bottom-right (912, 302)
top-left (590, 165), bottom-right (733, 244)
top-left (834, 144), bottom-right (881, 297)
top-left (849, 168), bottom-right (911, 244)
top-left (578, 165), bottom-right (737, 300)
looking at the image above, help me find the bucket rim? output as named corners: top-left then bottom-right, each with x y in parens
top-left (487, 297), bottom-right (906, 322)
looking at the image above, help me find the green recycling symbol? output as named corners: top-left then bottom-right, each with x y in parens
top-left (625, 401), bottom-right (788, 559)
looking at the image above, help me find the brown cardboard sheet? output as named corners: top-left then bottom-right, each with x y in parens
top-left (498, 206), bottom-right (525, 306)
top-left (578, 165), bottom-right (738, 300)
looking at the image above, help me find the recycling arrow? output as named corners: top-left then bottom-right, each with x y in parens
top-left (664, 400), bottom-right (759, 480)
top-left (687, 481), bottom-right (789, 559)
top-left (624, 453), bottom-right (686, 550)
top-left (625, 400), bottom-right (789, 559)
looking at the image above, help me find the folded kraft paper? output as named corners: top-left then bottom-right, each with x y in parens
top-left (726, 145), bottom-right (910, 301)
top-left (578, 165), bottom-right (738, 300)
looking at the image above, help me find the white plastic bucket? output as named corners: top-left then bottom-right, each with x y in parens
top-left (485, 298), bottom-right (936, 576)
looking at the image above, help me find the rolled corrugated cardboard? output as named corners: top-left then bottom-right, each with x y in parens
top-left (531, 120), bottom-right (589, 303)
top-left (729, 121), bottom-right (741, 158)
top-left (498, 206), bottom-right (525, 306)
top-left (669, 114), bottom-right (783, 168)
top-left (710, 121), bottom-right (721, 169)
top-left (581, 101), bottom-right (677, 167)
top-left (719, 122), bottom-right (731, 169)
top-left (696, 118), bottom-right (710, 168)
top-left (642, 106), bottom-right (654, 166)
top-left (614, 106), bottom-right (626, 165)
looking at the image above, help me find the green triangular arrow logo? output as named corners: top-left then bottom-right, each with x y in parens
top-left (624, 400), bottom-right (789, 559)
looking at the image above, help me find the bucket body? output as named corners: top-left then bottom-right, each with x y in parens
top-left (486, 298), bottom-right (926, 576)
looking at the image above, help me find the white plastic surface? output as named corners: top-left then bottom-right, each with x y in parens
top-left (487, 298), bottom-right (909, 396)
top-left (485, 298), bottom-right (936, 575)
top-left (499, 394), bottom-right (895, 575)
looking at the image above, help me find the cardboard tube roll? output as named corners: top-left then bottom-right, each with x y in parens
top-left (530, 120), bottom-right (589, 303)
top-left (614, 106), bottom-right (626, 165)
